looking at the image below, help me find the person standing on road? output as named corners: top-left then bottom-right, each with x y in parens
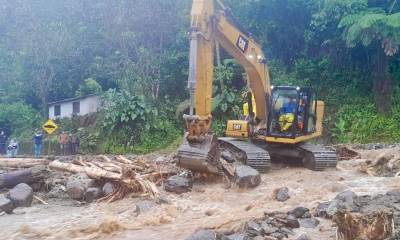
top-left (7, 139), bottom-right (18, 157)
top-left (0, 131), bottom-right (7, 155)
top-left (33, 131), bottom-right (43, 158)
top-left (70, 133), bottom-right (80, 155)
top-left (59, 131), bottom-right (69, 155)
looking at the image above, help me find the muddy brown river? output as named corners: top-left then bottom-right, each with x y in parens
top-left (1, 148), bottom-right (400, 240)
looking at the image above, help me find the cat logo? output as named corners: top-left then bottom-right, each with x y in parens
top-left (233, 124), bottom-right (242, 130)
top-left (236, 35), bottom-right (249, 53)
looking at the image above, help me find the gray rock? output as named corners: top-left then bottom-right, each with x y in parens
top-left (185, 229), bottom-right (218, 240)
top-left (221, 151), bottom-right (235, 163)
top-left (246, 221), bottom-right (263, 236)
top-left (288, 207), bottom-right (310, 218)
top-left (8, 183), bottom-right (33, 207)
top-left (0, 194), bottom-right (14, 213)
top-left (135, 200), bottom-right (156, 214)
top-left (261, 222), bottom-right (279, 234)
top-left (164, 175), bottom-right (193, 194)
top-left (326, 191), bottom-right (358, 216)
top-left (335, 190), bottom-right (357, 203)
top-left (284, 218), bottom-right (300, 228)
top-left (234, 166), bottom-right (261, 188)
top-left (227, 234), bottom-right (249, 240)
top-left (302, 211), bottom-right (312, 218)
top-left (85, 187), bottom-right (102, 203)
top-left (314, 202), bottom-right (331, 218)
top-left (66, 173), bottom-right (95, 200)
top-left (299, 218), bottom-right (320, 229)
top-left (296, 234), bottom-right (311, 240)
top-left (103, 182), bottom-right (116, 195)
top-left (274, 187), bottom-right (290, 202)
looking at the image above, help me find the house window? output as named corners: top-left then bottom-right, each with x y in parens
top-left (73, 101), bottom-right (80, 114)
top-left (54, 105), bottom-right (61, 117)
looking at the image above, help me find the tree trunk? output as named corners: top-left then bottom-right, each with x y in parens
top-left (0, 166), bottom-right (47, 189)
top-left (373, 50), bottom-right (392, 114)
top-left (0, 158), bottom-right (50, 168)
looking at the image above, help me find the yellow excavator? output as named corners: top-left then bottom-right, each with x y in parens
top-left (177, 0), bottom-right (337, 174)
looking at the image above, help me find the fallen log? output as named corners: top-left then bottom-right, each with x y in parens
top-left (0, 158), bottom-right (50, 168)
top-left (0, 166), bottom-right (47, 189)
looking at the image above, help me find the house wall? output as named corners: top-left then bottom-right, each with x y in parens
top-left (48, 96), bottom-right (100, 119)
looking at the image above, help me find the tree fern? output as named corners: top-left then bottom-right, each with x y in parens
top-left (358, 13), bottom-right (386, 28)
top-left (385, 12), bottom-right (400, 28)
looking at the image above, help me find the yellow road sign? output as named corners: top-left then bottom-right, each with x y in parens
top-left (42, 119), bottom-right (58, 134)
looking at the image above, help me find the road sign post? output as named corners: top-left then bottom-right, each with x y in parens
top-left (42, 119), bottom-right (58, 155)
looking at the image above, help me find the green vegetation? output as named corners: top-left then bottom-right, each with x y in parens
top-left (0, 0), bottom-right (400, 152)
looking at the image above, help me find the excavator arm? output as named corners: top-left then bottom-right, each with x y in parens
top-left (185, 0), bottom-right (271, 139)
top-left (178, 0), bottom-right (271, 173)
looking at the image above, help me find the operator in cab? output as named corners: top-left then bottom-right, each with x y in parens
top-left (279, 97), bottom-right (297, 132)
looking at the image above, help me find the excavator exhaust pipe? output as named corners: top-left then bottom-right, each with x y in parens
top-left (176, 133), bottom-right (220, 174)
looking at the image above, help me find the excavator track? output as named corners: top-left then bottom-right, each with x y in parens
top-left (219, 137), bottom-right (271, 173)
top-left (297, 143), bottom-right (337, 171)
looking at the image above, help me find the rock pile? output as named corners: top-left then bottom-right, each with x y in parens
top-left (186, 209), bottom-right (318, 240)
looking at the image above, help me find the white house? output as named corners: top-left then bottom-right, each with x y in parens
top-left (48, 94), bottom-right (100, 119)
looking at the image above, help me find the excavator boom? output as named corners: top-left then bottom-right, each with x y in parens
top-left (177, 0), bottom-right (271, 173)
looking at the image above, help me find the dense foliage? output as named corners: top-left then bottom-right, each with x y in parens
top-left (1, 0), bottom-right (400, 151)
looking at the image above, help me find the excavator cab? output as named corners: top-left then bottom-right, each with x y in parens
top-left (267, 86), bottom-right (317, 138)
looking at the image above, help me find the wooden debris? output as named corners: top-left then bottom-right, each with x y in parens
top-left (49, 156), bottom-right (177, 202)
top-left (334, 209), bottom-right (394, 240)
top-left (33, 195), bottom-right (48, 205)
top-left (0, 158), bottom-right (50, 168)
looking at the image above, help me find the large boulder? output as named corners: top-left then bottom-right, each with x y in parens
top-left (273, 187), bottom-right (290, 202)
top-left (66, 173), bottom-right (95, 200)
top-left (326, 190), bottom-right (358, 216)
top-left (0, 194), bottom-right (14, 213)
top-left (164, 175), bottom-right (193, 194)
top-left (234, 166), bottom-right (261, 188)
top-left (7, 183), bottom-right (33, 207)
top-left (288, 207), bottom-right (310, 219)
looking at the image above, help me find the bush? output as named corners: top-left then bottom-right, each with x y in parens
top-left (332, 103), bottom-right (400, 143)
top-left (96, 90), bottom-right (181, 153)
top-left (0, 102), bottom-right (42, 138)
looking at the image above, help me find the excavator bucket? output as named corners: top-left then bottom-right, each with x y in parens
top-left (176, 133), bottom-right (220, 174)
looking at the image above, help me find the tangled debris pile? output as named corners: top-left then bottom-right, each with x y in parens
top-left (49, 155), bottom-right (178, 202)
